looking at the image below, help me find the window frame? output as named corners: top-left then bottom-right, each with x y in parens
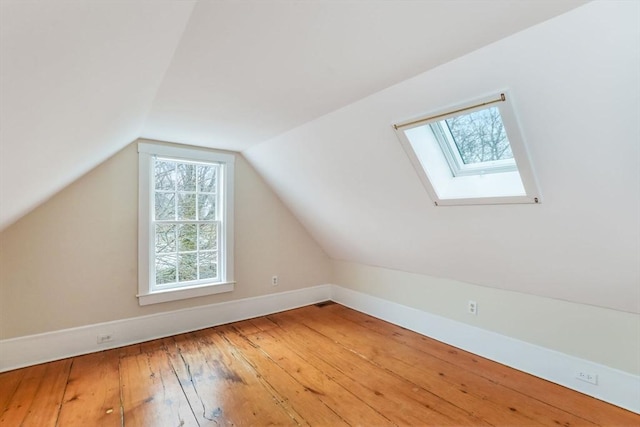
top-left (430, 113), bottom-right (517, 177)
top-left (394, 91), bottom-right (541, 206)
top-left (138, 142), bottom-right (235, 306)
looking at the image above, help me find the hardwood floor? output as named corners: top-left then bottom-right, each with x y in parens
top-left (1, 303), bottom-right (638, 426)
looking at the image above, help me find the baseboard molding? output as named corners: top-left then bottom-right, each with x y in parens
top-left (330, 285), bottom-right (640, 414)
top-left (2, 283), bottom-right (638, 413)
top-left (0, 284), bottom-right (332, 373)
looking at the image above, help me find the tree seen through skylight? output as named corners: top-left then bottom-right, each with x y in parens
top-left (445, 106), bottom-right (513, 165)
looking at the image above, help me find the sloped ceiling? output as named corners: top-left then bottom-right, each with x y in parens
top-left (0, 0), bottom-right (196, 229)
top-left (244, 1), bottom-right (640, 313)
top-left (3, 1), bottom-right (636, 313)
top-left (1, 0), bottom-right (585, 230)
top-left (141, 0), bottom-right (586, 151)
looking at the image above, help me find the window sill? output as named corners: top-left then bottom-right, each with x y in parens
top-left (137, 281), bottom-right (235, 306)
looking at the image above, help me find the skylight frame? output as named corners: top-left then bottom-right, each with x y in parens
top-left (430, 111), bottom-right (518, 177)
top-left (393, 91), bottom-right (541, 206)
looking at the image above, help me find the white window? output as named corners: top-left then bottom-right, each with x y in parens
top-left (394, 92), bottom-right (541, 206)
top-left (430, 105), bottom-right (517, 177)
top-left (138, 142), bottom-right (235, 305)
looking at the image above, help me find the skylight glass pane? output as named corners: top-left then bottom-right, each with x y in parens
top-left (393, 92), bottom-right (541, 205)
top-left (444, 106), bottom-right (513, 165)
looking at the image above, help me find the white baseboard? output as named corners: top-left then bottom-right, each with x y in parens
top-left (2, 283), bottom-right (637, 414)
top-left (0, 284), bottom-right (332, 373)
top-left (330, 285), bottom-right (640, 414)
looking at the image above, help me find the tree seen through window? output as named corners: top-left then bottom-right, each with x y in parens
top-left (153, 159), bottom-right (219, 286)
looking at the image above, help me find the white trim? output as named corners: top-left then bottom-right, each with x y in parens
top-left (137, 142), bottom-right (235, 305)
top-left (0, 285), bottom-right (332, 373)
top-left (138, 142), bottom-right (235, 164)
top-left (137, 282), bottom-right (235, 306)
top-left (430, 118), bottom-right (517, 177)
top-left (1, 284), bottom-right (637, 414)
top-left (330, 285), bottom-right (640, 414)
top-left (394, 91), bottom-right (542, 206)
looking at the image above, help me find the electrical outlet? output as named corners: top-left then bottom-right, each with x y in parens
top-left (271, 275), bottom-right (279, 286)
top-left (576, 371), bottom-right (598, 385)
top-left (97, 334), bottom-right (114, 344)
top-left (468, 300), bottom-right (478, 315)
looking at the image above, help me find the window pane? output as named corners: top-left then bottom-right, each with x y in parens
top-left (445, 106), bottom-right (513, 165)
top-left (156, 254), bottom-right (177, 285)
top-left (155, 224), bottom-right (176, 253)
top-left (198, 194), bottom-right (216, 220)
top-left (177, 163), bottom-right (196, 191)
top-left (198, 165), bottom-right (217, 193)
top-left (155, 160), bottom-right (175, 190)
top-left (199, 251), bottom-right (217, 280)
top-left (177, 193), bottom-right (196, 220)
top-left (178, 224), bottom-right (197, 251)
top-left (155, 193), bottom-right (175, 220)
top-left (178, 253), bottom-right (197, 282)
top-left (198, 223), bottom-right (217, 250)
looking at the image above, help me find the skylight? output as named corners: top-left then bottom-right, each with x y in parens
top-left (431, 106), bottom-right (517, 177)
top-left (394, 92), bottom-right (540, 206)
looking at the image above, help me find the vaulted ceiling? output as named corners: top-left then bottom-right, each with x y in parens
top-left (2, 1), bottom-right (638, 312)
top-left (1, 0), bottom-right (585, 229)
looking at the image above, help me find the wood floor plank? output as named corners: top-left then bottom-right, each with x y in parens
top-left (319, 306), bottom-right (615, 426)
top-left (116, 343), bottom-right (142, 357)
top-left (308, 306), bottom-right (602, 426)
top-left (275, 308), bottom-right (533, 426)
top-left (327, 303), bottom-right (640, 426)
top-left (228, 325), bottom-right (393, 426)
top-left (139, 338), bottom-right (167, 355)
top-left (56, 349), bottom-right (121, 427)
top-left (0, 368), bottom-right (25, 413)
top-left (232, 324), bottom-right (390, 425)
top-left (120, 347), bottom-right (198, 427)
top-left (250, 314), bottom-right (485, 426)
top-left (2, 303), bottom-right (638, 426)
top-left (164, 330), bottom-right (296, 426)
top-left (161, 334), bottom-right (222, 426)
top-left (0, 364), bottom-right (48, 425)
top-left (17, 359), bottom-right (72, 427)
top-left (190, 328), bottom-right (301, 425)
top-left (219, 324), bottom-right (350, 426)
top-left (231, 320), bottom-right (405, 425)
top-left (278, 306), bottom-right (583, 426)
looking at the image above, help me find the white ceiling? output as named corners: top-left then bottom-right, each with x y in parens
top-left (142, 0), bottom-right (586, 151)
top-left (244, 1), bottom-right (640, 313)
top-left (0, 0), bottom-right (196, 229)
top-left (3, 1), bottom-right (637, 313)
top-left (1, 0), bottom-right (585, 230)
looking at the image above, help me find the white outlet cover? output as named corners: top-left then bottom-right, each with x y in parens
top-left (468, 300), bottom-right (478, 315)
top-left (576, 371), bottom-right (598, 385)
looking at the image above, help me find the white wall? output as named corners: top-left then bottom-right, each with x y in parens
top-left (0, 136), bottom-right (637, 410)
top-left (0, 140), bottom-right (331, 339)
top-left (244, 1), bottom-right (640, 314)
top-left (0, 1), bottom-right (195, 230)
top-left (333, 260), bottom-right (640, 375)
top-left (0, 2), bottom-right (637, 404)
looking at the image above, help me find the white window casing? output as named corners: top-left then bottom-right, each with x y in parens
top-left (138, 142), bottom-right (235, 305)
top-left (394, 91), bottom-right (541, 206)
